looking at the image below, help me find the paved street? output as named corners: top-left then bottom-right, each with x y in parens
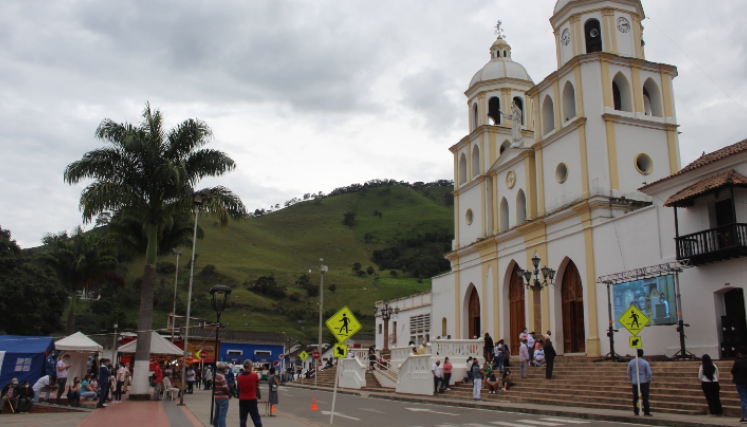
top-left (277, 387), bottom-right (648, 427)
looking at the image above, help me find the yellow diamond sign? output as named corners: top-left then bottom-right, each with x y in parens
top-left (618, 305), bottom-right (649, 336)
top-left (298, 350), bottom-right (309, 361)
top-left (629, 336), bottom-right (643, 349)
top-left (326, 306), bottom-right (362, 343)
top-left (333, 343), bottom-right (348, 358)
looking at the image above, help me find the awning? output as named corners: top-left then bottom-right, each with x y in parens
top-left (117, 332), bottom-right (183, 356)
top-left (665, 169), bottom-right (747, 207)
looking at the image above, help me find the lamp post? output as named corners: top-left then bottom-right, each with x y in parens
top-left (373, 300), bottom-right (399, 360)
top-left (309, 259), bottom-right (327, 387)
top-left (208, 284), bottom-right (232, 426)
top-left (518, 255), bottom-right (555, 291)
top-left (179, 189), bottom-right (209, 406)
top-left (113, 323), bottom-right (119, 365)
top-left (171, 248), bottom-right (183, 342)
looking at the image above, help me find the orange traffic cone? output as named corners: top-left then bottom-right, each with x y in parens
top-left (311, 398), bottom-right (318, 411)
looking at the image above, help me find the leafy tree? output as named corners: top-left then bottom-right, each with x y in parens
top-left (342, 211), bottom-right (356, 226)
top-left (328, 284), bottom-right (337, 294)
top-left (252, 276), bottom-right (286, 298)
top-left (366, 266), bottom-right (375, 275)
top-left (0, 226), bottom-right (68, 335)
top-left (63, 103), bottom-right (246, 396)
top-left (352, 262), bottom-right (362, 273)
top-left (37, 227), bottom-right (121, 334)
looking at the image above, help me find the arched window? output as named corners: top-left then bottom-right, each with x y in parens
top-left (459, 153), bottom-right (467, 185)
top-left (500, 198), bottom-right (509, 232)
top-left (543, 95), bottom-right (555, 135)
top-left (442, 317), bottom-right (447, 336)
top-left (472, 103), bottom-right (479, 131)
top-left (472, 145), bottom-right (481, 178)
top-left (562, 82), bottom-right (577, 121)
top-left (488, 97), bottom-right (501, 125)
top-left (643, 79), bottom-right (662, 117)
top-left (503, 50), bottom-right (507, 57)
top-left (516, 190), bottom-right (527, 225)
top-left (613, 73), bottom-right (632, 112)
top-left (499, 140), bottom-right (511, 155)
top-left (585, 19), bottom-right (603, 53)
top-left (513, 96), bottom-right (525, 125)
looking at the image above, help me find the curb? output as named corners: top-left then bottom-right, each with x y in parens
top-left (285, 384), bottom-right (730, 427)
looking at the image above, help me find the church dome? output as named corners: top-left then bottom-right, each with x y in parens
top-left (468, 37), bottom-right (533, 90)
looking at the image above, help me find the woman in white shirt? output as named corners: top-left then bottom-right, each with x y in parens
top-left (698, 354), bottom-right (723, 416)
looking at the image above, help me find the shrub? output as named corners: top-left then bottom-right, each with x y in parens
top-left (390, 270), bottom-right (399, 277)
top-left (156, 261), bottom-right (176, 274)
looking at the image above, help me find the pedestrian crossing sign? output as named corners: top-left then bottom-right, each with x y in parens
top-left (299, 350), bottom-right (309, 361)
top-left (325, 305), bottom-right (362, 343)
top-left (629, 336), bottom-right (643, 349)
top-left (618, 305), bottom-right (649, 336)
top-left (333, 343), bottom-right (348, 358)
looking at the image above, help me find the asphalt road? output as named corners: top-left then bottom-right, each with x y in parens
top-left (277, 387), bottom-right (647, 427)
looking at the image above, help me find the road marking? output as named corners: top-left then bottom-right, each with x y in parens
top-left (405, 407), bottom-right (459, 416)
top-left (360, 408), bottom-right (386, 413)
top-left (540, 419), bottom-right (590, 424)
top-left (321, 411), bottom-right (361, 421)
top-left (517, 421), bottom-right (564, 426)
top-left (491, 422), bottom-right (535, 427)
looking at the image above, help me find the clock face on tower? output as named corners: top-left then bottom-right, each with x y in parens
top-left (561, 29), bottom-right (571, 46)
top-left (617, 17), bottom-right (630, 33)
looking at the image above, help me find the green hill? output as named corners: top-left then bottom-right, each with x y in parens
top-left (87, 183), bottom-right (454, 344)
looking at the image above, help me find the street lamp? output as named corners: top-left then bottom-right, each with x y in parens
top-left (179, 188), bottom-right (210, 406)
top-left (171, 248), bottom-right (183, 342)
top-left (373, 300), bottom-right (399, 359)
top-left (208, 284), bottom-right (232, 426)
top-left (518, 255), bottom-right (555, 291)
top-left (309, 258), bottom-right (327, 387)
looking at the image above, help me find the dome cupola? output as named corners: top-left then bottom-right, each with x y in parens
top-left (468, 22), bottom-right (533, 91)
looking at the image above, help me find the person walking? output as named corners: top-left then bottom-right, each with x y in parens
top-left (544, 340), bottom-right (557, 380)
top-left (212, 363), bottom-right (230, 427)
top-left (204, 367), bottom-right (213, 390)
top-left (442, 357), bottom-right (453, 391)
top-left (731, 346), bottom-right (747, 422)
top-left (519, 339), bottom-right (530, 378)
top-left (627, 349), bottom-right (652, 416)
top-left (152, 362), bottom-right (163, 401)
top-left (267, 367), bottom-right (279, 416)
top-left (186, 367), bottom-right (196, 394)
top-left (698, 354), bottom-right (722, 416)
top-left (55, 354), bottom-right (71, 404)
top-left (472, 360), bottom-right (485, 401)
top-left (237, 360), bottom-right (263, 427)
top-left (431, 360), bottom-right (442, 394)
top-left (484, 333), bottom-right (494, 362)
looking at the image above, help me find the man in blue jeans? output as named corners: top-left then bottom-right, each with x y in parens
top-left (731, 346), bottom-right (747, 423)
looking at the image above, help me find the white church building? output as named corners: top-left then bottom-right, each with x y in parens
top-left (378, 0), bottom-right (747, 360)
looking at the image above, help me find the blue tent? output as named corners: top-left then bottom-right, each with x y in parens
top-left (0, 336), bottom-right (55, 387)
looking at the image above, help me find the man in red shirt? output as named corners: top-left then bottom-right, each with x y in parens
top-left (152, 362), bottom-right (164, 401)
top-left (236, 360), bottom-right (262, 427)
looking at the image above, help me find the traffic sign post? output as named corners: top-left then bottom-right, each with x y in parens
top-left (618, 305), bottom-right (650, 417)
top-left (299, 351), bottom-right (309, 361)
top-left (312, 351), bottom-right (321, 360)
top-left (333, 343), bottom-right (348, 358)
top-left (325, 306), bottom-right (361, 426)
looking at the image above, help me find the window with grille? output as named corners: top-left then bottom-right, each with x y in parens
top-left (410, 314), bottom-right (431, 346)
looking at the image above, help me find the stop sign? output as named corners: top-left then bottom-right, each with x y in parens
top-left (312, 351), bottom-right (321, 360)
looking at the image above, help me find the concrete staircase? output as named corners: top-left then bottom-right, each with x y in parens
top-left (298, 367), bottom-right (391, 392)
top-left (445, 356), bottom-right (739, 416)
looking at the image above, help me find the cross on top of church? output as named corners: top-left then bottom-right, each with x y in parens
top-left (494, 20), bottom-right (506, 38)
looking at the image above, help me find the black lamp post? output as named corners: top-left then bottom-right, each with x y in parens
top-left (518, 255), bottom-right (555, 291)
top-left (208, 284), bottom-right (232, 425)
top-left (373, 300), bottom-right (399, 359)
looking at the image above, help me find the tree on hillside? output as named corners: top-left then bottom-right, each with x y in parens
top-left (352, 262), bottom-right (362, 273)
top-left (37, 227), bottom-right (121, 334)
top-left (328, 284), bottom-right (337, 294)
top-left (343, 211), bottom-right (356, 226)
top-left (63, 103), bottom-right (247, 397)
top-left (0, 226), bottom-right (68, 335)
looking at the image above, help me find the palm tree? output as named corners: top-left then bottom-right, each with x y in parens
top-left (37, 227), bottom-right (121, 334)
top-left (64, 103), bottom-right (246, 398)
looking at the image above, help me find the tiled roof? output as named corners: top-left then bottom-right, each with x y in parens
top-left (664, 169), bottom-right (747, 207)
top-left (182, 328), bottom-right (287, 343)
top-left (641, 138), bottom-right (747, 190)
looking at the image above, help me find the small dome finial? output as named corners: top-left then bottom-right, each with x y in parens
top-left (494, 20), bottom-right (506, 39)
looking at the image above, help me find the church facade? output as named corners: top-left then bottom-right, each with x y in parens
top-left (431, 0), bottom-right (691, 358)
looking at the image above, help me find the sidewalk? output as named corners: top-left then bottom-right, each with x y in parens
top-left (287, 383), bottom-right (744, 427)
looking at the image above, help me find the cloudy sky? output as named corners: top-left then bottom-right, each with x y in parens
top-left (2, 0), bottom-right (746, 248)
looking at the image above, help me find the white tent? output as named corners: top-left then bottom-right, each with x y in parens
top-left (117, 332), bottom-right (183, 357)
top-left (55, 332), bottom-right (104, 382)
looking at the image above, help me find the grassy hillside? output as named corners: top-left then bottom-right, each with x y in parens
top-left (111, 184), bottom-right (453, 344)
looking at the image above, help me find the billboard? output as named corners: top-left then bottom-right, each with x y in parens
top-left (613, 275), bottom-right (676, 329)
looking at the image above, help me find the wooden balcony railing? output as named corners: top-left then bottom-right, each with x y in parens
top-left (676, 223), bottom-right (747, 265)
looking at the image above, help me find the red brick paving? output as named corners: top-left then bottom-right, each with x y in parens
top-left (76, 399), bottom-right (170, 427)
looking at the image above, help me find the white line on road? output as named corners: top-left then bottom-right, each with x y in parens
top-left (517, 420), bottom-right (564, 426)
top-left (360, 408), bottom-right (386, 413)
top-left (491, 422), bottom-right (536, 427)
top-left (540, 419), bottom-right (590, 424)
top-left (321, 411), bottom-right (361, 421)
top-left (405, 407), bottom-right (459, 416)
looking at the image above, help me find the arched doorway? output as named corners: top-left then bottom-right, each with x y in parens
top-left (468, 288), bottom-right (481, 339)
top-left (562, 261), bottom-right (586, 353)
top-left (509, 265), bottom-right (525, 348)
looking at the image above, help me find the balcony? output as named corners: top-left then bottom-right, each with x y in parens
top-left (676, 223), bottom-right (747, 265)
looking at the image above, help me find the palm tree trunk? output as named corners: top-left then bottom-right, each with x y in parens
top-left (129, 224), bottom-right (159, 399)
top-left (66, 293), bottom-right (77, 335)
